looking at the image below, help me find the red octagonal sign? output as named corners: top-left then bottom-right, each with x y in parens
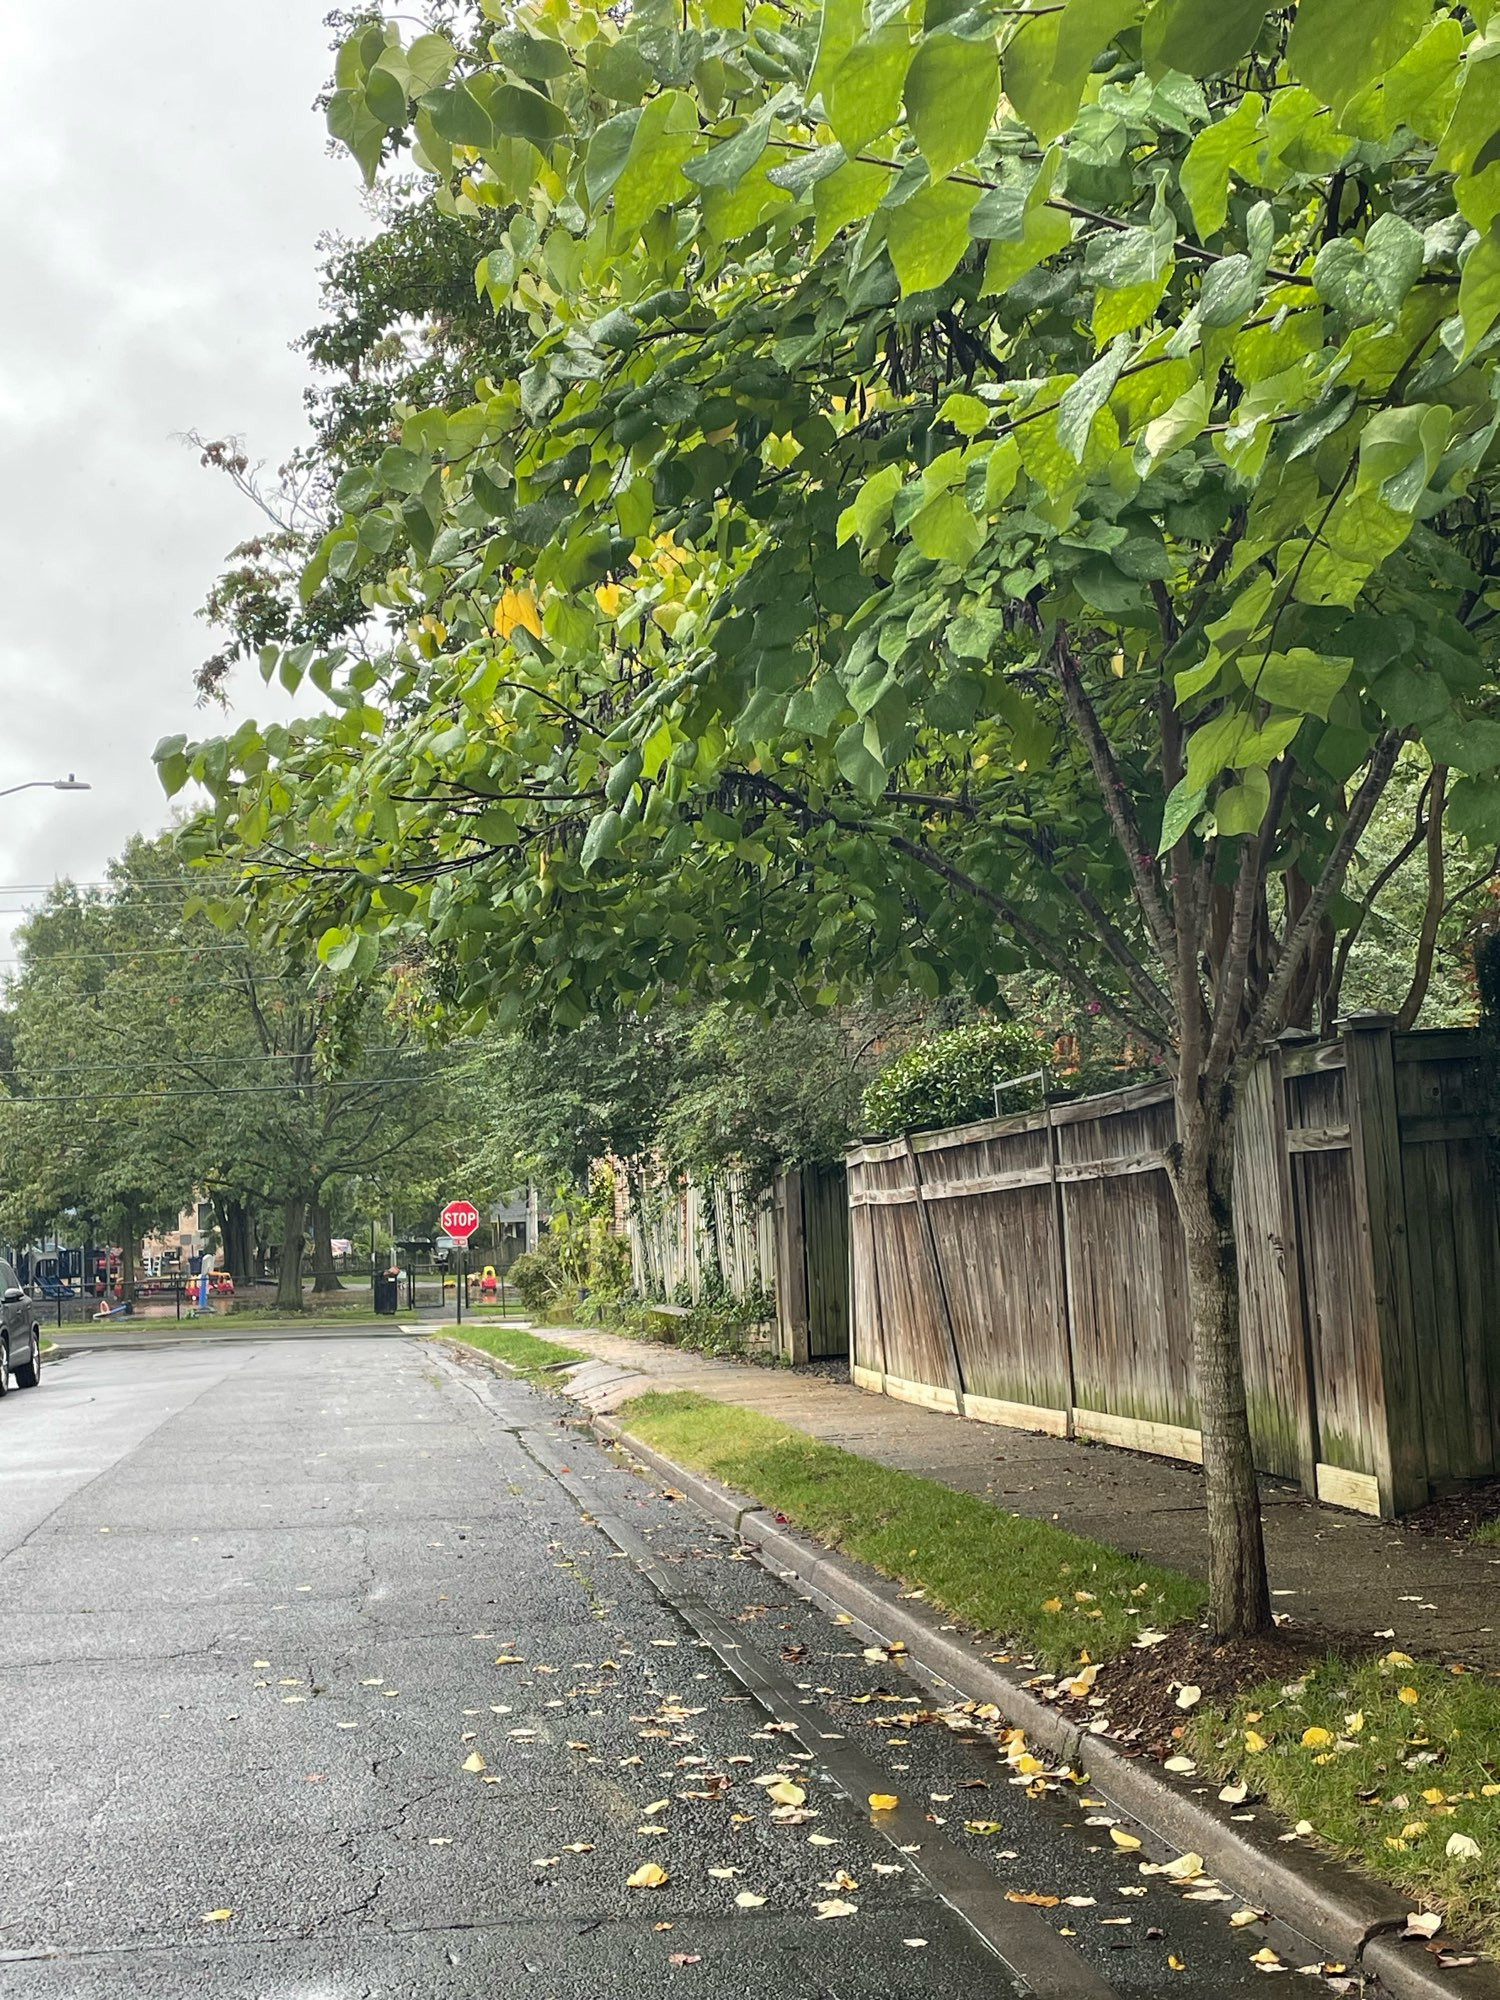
top-left (439, 1199), bottom-right (481, 1242)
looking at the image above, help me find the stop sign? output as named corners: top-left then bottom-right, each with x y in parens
top-left (439, 1199), bottom-right (481, 1242)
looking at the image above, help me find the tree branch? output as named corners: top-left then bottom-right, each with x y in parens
top-left (1394, 764), bottom-right (1447, 1032)
top-left (1053, 634), bottom-right (1177, 970)
top-left (1236, 732), bottom-right (1405, 1079)
top-left (881, 830), bottom-right (1173, 1056)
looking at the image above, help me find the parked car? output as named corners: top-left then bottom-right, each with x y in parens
top-left (0, 1261), bottom-right (41, 1394)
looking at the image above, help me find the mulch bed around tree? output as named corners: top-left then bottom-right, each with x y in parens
top-left (1057, 1622), bottom-right (1346, 1759)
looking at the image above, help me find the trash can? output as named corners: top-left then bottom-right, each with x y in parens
top-left (373, 1271), bottom-right (399, 1316)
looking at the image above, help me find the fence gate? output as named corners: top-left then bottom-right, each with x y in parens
top-left (774, 1163), bottom-right (851, 1363)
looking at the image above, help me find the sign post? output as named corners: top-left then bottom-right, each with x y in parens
top-left (439, 1200), bottom-right (481, 1326)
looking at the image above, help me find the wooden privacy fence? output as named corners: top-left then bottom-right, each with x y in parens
top-left (847, 1018), bottom-right (1500, 1518)
top-left (627, 1171), bottom-right (777, 1308)
top-left (623, 1163), bottom-right (852, 1361)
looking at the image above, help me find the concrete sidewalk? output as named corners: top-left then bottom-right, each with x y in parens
top-left (513, 1322), bottom-right (1500, 1670)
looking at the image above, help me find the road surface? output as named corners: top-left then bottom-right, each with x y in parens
top-left (0, 1337), bottom-right (1348, 1997)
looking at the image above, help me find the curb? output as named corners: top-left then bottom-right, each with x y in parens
top-left (594, 1414), bottom-right (1500, 2000)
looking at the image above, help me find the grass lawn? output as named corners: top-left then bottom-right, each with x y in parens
top-left (618, 1389), bottom-right (1203, 1673)
top-left (438, 1324), bottom-right (587, 1377)
top-left (1473, 1518), bottom-right (1500, 1549)
top-left (1193, 1653), bottom-right (1500, 1952)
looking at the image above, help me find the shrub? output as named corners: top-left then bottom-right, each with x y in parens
top-left (506, 1243), bottom-right (563, 1312)
top-left (861, 1020), bottom-right (1048, 1136)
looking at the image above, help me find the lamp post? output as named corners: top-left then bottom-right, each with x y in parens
top-left (0, 775), bottom-right (90, 799)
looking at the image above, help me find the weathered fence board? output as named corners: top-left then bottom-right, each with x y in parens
top-left (848, 1020), bottom-right (1500, 1517)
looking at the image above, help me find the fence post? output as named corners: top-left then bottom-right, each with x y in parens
top-left (1341, 1010), bottom-right (1427, 1515)
top-left (902, 1133), bottom-right (967, 1414)
top-left (1042, 1089), bottom-right (1078, 1436)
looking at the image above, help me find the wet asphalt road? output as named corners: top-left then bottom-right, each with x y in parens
top-left (0, 1338), bottom-right (1353, 1998)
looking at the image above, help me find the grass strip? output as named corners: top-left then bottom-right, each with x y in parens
top-left (618, 1389), bottom-right (1202, 1673)
top-left (441, 1324), bottom-right (587, 1376)
top-left (1192, 1652), bottom-right (1500, 1954)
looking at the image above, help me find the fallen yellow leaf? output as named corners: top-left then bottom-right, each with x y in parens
top-left (1109, 1827), bottom-right (1142, 1851)
top-left (202, 1909), bottom-right (233, 1923)
top-left (1006, 1891), bottom-right (1061, 1907)
top-left (814, 1898), bottom-right (858, 1920)
top-left (627, 1863), bottom-right (669, 1889)
top-left (462, 1752), bottom-right (486, 1774)
top-left (1159, 1852), bottom-right (1204, 1881)
top-left (1244, 1730), bottom-right (1269, 1754)
top-left (1041, 1598), bottom-right (1063, 1613)
top-left (1301, 1728), bottom-right (1334, 1749)
top-left (766, 1780), bottom-right (806, 1807)
top-left (735, 1891), bottom-right (767, 1908)
top-left (867, 1792), bottom-right (899, 1812)
top-left (1398, 1687), bottom-right (1420, 1706)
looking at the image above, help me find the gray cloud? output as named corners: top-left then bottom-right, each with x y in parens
top-left (0, 0), bottom-right (371, 950)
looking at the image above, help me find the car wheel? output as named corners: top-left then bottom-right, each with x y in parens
top-left (15, 1327), bottom-right (40, 1389)
top-left (0, 1334), bottom-right (10, 1396)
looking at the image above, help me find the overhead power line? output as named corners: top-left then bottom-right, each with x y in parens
top-left (0, 1076), bottom-right (435, 1106)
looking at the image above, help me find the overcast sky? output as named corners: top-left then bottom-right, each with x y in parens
top-left (0, 2), bottom-right (373, 956)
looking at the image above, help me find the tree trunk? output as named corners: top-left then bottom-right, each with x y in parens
top-left (276, 1196), bottom-right (307, 1311)
top-left (222, 1198), bottom-right (253, 1286)
top-left (310, 1200), bottom-right (343, 1292)
top-left (1173, 1085), bottom-right (1271, 1642)
top-left (120, 1203), bottom-right (139, 1303)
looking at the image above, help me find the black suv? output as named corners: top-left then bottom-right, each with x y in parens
top-left (0, 1261), bottom-right (41, 1395)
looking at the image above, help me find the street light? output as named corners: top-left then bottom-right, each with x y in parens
top-left (0, 775), bottom-right (90, 799)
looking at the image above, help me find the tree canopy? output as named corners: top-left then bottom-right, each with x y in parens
top-left (168, 0), bottom-right (1500, 1634)
top-left (0, 836), bottom-right (456, 1304)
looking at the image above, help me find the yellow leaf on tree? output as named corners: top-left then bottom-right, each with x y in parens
top-left (628, 1863), bottom-right (670, 1889)
top-left (495, 587), bottom-right (543, 639)
top-left (867, 1792), bottom-right (899, 1812)
top-left (595, 583), bottom-right (625, 616)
